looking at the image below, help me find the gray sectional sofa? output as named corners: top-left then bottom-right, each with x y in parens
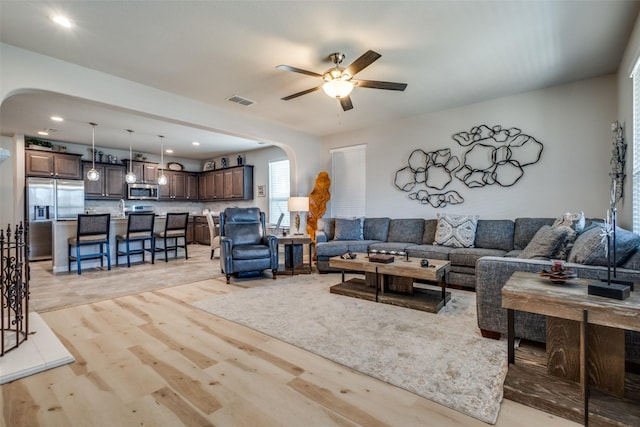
top-left (316, 216), bottom-right (572, 289)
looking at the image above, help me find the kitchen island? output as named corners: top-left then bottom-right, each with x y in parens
top-left (52, 216), bottom-right (168, 273)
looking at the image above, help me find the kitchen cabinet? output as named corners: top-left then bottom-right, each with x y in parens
top-left (186, 217), bottom-right (195, 244)
top-left (26, 149), bottom-right (82, 179)
top-left (123, 160), bottom-right (158, 184)
top-left (194, 216), bottom-right (210, 245)
top-left (158, 171), bottom-right (198, 200)
top-left (82, 162), bottom-right (126, 199)
top-left (199, 165), bottom-right (252, 201)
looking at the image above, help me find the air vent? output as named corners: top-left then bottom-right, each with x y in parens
top-left (226, 95), bottom-right (256, 107)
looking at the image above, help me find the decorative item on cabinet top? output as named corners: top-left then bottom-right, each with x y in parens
top-left (167, 162), bottom-right (183, 171)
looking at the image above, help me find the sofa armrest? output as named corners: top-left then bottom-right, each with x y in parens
top-left (316, 230), bottom-right (328, 243)
top-left (476, 256), bottom-right (552, 342)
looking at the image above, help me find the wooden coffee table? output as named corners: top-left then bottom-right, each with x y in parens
top-left (329, 253), bottom-right (450, 313)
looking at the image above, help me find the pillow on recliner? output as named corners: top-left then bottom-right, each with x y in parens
top-left (334, 218), bottom-right (364, 240)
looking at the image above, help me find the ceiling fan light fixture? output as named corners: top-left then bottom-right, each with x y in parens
top-left (322, 79), bottom-right (354, 99)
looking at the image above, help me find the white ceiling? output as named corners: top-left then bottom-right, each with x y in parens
top-left (1, 1), bottom-right (638, 160)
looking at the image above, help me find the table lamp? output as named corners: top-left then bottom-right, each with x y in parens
top-left (288, 196), bottom-right (309, 235)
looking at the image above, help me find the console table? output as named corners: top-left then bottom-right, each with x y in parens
top-left (502, 271), bottom-right (640, 426)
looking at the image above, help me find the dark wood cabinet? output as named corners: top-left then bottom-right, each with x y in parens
top-left (123, 160), bottom-right (158, 184)
top-left (26, 149), bottom-right (82, 179)
top-left (158, 171), bottom-right (197, 200)
top-left (83, 162), bottom-right (126, 199)
top-left (185, 173), bottom-right (198, 200)
top-left (186, 217), bottom-right (195, 244)
top-left (198, 165), bottom-right (252, 201)
top-left (193, 216), bottom-right (211, 245)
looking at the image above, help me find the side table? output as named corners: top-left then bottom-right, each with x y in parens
top-left (277, 235), bottom-right (314, 275)
top-left (502, 271), bottom-right (640, 426)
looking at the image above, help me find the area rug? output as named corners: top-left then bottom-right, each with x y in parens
top-left (192, 274), bottom-right (508, 424)
top-left (0, 312), bottom-right (74, 384)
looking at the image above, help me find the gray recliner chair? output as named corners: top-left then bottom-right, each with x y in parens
top-left (219, 207), bottom-right (278, 284)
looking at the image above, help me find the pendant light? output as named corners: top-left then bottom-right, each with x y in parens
top-left (157, 135), bottom-right (168, 185)
top-left (125, 129), bottom-right (137, 184)
top-left (86, 122), bottom-right (100, 181)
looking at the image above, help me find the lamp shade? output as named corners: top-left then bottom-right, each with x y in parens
top-left (288, 196), bottom-right (309, 212)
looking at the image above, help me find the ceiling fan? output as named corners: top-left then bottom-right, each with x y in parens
top-left (277, 50), bottom-right (407, 111)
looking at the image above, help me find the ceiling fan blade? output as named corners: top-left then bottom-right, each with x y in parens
top-left (281, 86), bottom-right (322, 100)
top-left (276, 64), bottom-right (323, 78)
top-left (346, 50), bottom-right (382, 77)
top-left (354, 79), bottom-right (407, 91)
top-left (340, 96), bottom-right (354, 111)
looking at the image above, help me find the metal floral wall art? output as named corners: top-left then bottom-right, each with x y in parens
top-left (394, 124), bottom-right (544, 206)
top-left (609, 120), bottom-right (626, 204)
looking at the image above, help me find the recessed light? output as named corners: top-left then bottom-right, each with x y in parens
top-left (51, 15), bottom-right (73, 28)
top-left (38, 131), bottom-right (49, 136)
top-left (165, 149), bottom-right (174, 154)
top-left (50, 116), bottom-right (64, 122)
top-left (192, 141), bottom-right (200, 146)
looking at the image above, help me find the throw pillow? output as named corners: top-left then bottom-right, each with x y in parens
top-left (334, 217), bottom-right (364, 241)
top-left (519, 225), bottom-right (569, 260)
top-left (567, 223), bottom-right (640, 266)
top-left (433, 213), bottom-right (479, 248)
top-left (552, 211), bottom-right (585, 259)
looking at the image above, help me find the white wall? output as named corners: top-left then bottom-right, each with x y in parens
top-left (322, 75), bottom-right (618, 224)
top-left (0, 135), bottom-right (16, 228)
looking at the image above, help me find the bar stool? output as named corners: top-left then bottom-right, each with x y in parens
top-left (206, 211), bottom-right (220, 259)
top-left (154, 213), bottom-right (189, 262)
top-left (68, 213), bottom-right (111, 274)
top-left (116, 213), bottom-right (155, 267)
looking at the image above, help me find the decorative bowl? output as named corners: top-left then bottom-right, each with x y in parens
top-left (540, 268), bottom-right (577, 284)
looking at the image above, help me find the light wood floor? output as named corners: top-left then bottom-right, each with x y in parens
top-left (1, 245), bottom-right (579, 427)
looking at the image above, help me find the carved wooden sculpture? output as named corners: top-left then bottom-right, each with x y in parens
top-left (306, 171), bottom-right (331, 242)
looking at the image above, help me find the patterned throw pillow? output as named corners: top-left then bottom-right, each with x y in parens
top-left (334, 217), bottom-right (364, 241)
top-left (552, 211), bottom-right (585, 259)
top-left (433, 213), bottom-right (479, 248)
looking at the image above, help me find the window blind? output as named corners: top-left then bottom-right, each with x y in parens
top-left (269, 159), bottom-right (290, 226)
top-left (633, 59), bottom-right (640, 233)
top-left (330, 145), bottom-right (366, 217)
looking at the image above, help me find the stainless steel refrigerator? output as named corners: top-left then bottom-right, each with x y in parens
top-left (26, 177), bottom-right (85, 260)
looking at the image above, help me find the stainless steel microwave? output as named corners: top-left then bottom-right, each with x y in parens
top-left (128, 183), bottom-right (159, 200)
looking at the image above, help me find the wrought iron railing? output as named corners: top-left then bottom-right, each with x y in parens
top-left (1, 222), bottom-right (30, 356)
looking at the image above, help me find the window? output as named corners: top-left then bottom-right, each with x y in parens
top-left (330, 145), bottom-right (366, 217)
top-left (269, 159), bottom-right (290, 226)
top-left (633, 59), bottom-right (640, 233)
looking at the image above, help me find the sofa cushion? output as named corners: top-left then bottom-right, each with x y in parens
top-left (405, 244), bottom-right (454, 260)
top-left (449, 247), bottom-right (508, 267)
top-left (474, 219), bottom-right (514, 251)
top-left (316, 241), bottom-right (351, 257)
top-left (568, 224), bottom-right (640, 266)
top-left (519, 225), bottom-right (568, 260)
top-left (334, 217), bottom-right (364, 240)
top-left (318, 218), bottom-right (335, 241)
top-left (434, 213), bottom-right (479, 248)
top-left (422, 219), bottom-right (437, 244)
top-left (364, 217), bottom-right (391, 241)
top-left (387, 218), bottom-right (425, 244)
top-left (513, 217), bottom-right (556, 250)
